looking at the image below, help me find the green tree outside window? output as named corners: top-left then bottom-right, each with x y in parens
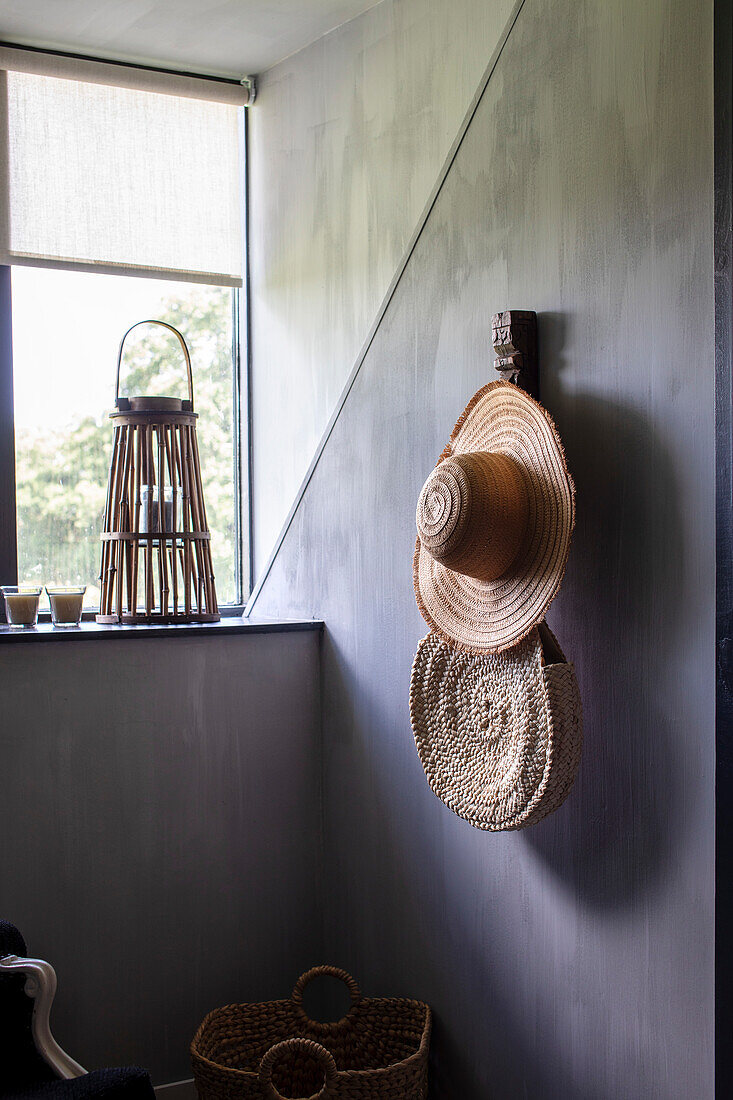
top-left (15, 287), bottom-right (238, 607)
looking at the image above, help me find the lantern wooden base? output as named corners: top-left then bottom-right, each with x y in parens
top-left (96, 612), bottom-right (221, 625)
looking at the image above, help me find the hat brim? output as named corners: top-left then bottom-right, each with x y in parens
top-left (414, 381), bottom-right (575, 654)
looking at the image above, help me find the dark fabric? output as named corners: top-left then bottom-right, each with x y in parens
top-left (0, 921), bottom-right (55, 1088)
top-left (3, 1068), bottom-right (156, 1100)
top-left (1, 923), bottom-right (154, 1100)
top-left (0, 922), bottom-right (27, 959)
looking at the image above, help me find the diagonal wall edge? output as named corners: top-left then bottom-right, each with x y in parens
top-left (245, 0), bottom-right (529, 615)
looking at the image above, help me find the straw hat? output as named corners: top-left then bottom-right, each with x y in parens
top-left (414, 381), bottom-right (574, 654)
top-left (409, 624), bottom-right (582, 831)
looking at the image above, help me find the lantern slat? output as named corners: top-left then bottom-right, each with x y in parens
top-left (100, 424), bottom-right (122, 612)
top-left (98, 429), bottom-right (115, 608)
top-left (189, 426), bottom-right (208, 605)
top-left (192, 428), bottom-right (218, 613)
top-left (124, 425), bottom-right (135, 612)
top-left (131, 425), bottom-right (142, 614)
top-left (116, 425), bottom-right (133, 621)
top-left (125, 425), bottom-right (136, 613)
top-left (156, 427), bottom-right (167, 615)
top-left (186, 426), bottom-right (205, 606)
top-left (107, 424), bottom-right (128, 617)
top-left (180, 425), bottom-right (192, 617)
top-left (165, 426), bottom-right (178, 616)
top-left (144, 426), bottom-right (153, 616)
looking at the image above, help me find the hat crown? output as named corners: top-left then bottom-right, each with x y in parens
top-left (416, 451), bottom-right (529, 583)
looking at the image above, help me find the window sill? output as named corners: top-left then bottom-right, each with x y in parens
top-left (0, 616), bottom-right (323, 643)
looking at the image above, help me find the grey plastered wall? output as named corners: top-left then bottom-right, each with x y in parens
top-left (0, 629), bottom-right (321, 1085)
top-left (248, 0), bottom-right (518, 573)
top-left (252, 0), bottom-right (716, 1095)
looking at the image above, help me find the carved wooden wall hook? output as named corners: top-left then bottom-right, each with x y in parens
top-left (492, 310), bottom-right (538, 398)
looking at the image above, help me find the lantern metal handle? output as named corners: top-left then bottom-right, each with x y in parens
top-left (115, 320), bottom-right (194, 410)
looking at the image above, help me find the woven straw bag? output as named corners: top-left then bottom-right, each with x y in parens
top-left (409, 622), bottom-right (582, 830)
top-left (191, 966), bottom-right (431, 1100)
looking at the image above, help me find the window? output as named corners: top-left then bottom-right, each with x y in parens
top-left (11, 269), bottom-right (239, 608)
top-left (0, 53), bottom-right (250, 617)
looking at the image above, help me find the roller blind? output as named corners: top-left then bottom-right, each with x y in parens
top-left (0, 64), bottom-right (244, 286)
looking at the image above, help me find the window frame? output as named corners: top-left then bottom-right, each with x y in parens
top-left (0, 107), bottom-right (251, 623)
top-left (0, 265), bottom-right (18, 597)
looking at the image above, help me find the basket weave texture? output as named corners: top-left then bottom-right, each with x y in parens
top-left (409, 624), bottom-right (582, 830)
top-left (191, 966), bottom-right (431, 1100)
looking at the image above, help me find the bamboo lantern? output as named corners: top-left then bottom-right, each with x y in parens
top-left (97, 320), bottom-right (220, 624)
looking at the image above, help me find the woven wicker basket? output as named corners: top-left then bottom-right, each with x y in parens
top-left (191, 966), bottom-right (431, 1100)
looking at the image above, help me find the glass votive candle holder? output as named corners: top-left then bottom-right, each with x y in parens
top-left (1, 585), bottom-right (42, 627)
top-left (140, 485), bottom-right (176, 532)
top-left (45, 587), bottom-right (86, 626)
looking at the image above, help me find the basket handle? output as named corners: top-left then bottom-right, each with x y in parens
top-left (115, 320), bottom-right (194, 410)
top-left (291, 966), bottom-right (362, 1023)
top-left (258, 1038), bottom-right (338, 1100)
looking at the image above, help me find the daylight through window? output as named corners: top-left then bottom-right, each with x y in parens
top-left (0, 60), bottom-right (247, 613)
top-left (12, 270), bottom-right (239, 608)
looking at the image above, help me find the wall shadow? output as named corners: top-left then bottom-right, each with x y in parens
top-left (310, 309), bottom-right (696, 1095)
top-left (319, 633), bottom-right (616, 1099)
top-left (523, 311), bottom-right (686, 907)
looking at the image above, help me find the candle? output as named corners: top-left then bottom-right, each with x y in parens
top-left (140, 487), bottom-right (176, 532)
top-left (46, 587), bottom-right (86, 626)
top-left (1, 587), bottom-right (41, 626)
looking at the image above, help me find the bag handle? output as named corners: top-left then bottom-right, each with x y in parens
top-left (537, 620), bottom-right (567, 666)
top-left (258, 1038), bottom-right (338, 1100)
top-left (115, 320), bottom-right (194, 410)
top-left (291, 965), bottom-right (362, 1024)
